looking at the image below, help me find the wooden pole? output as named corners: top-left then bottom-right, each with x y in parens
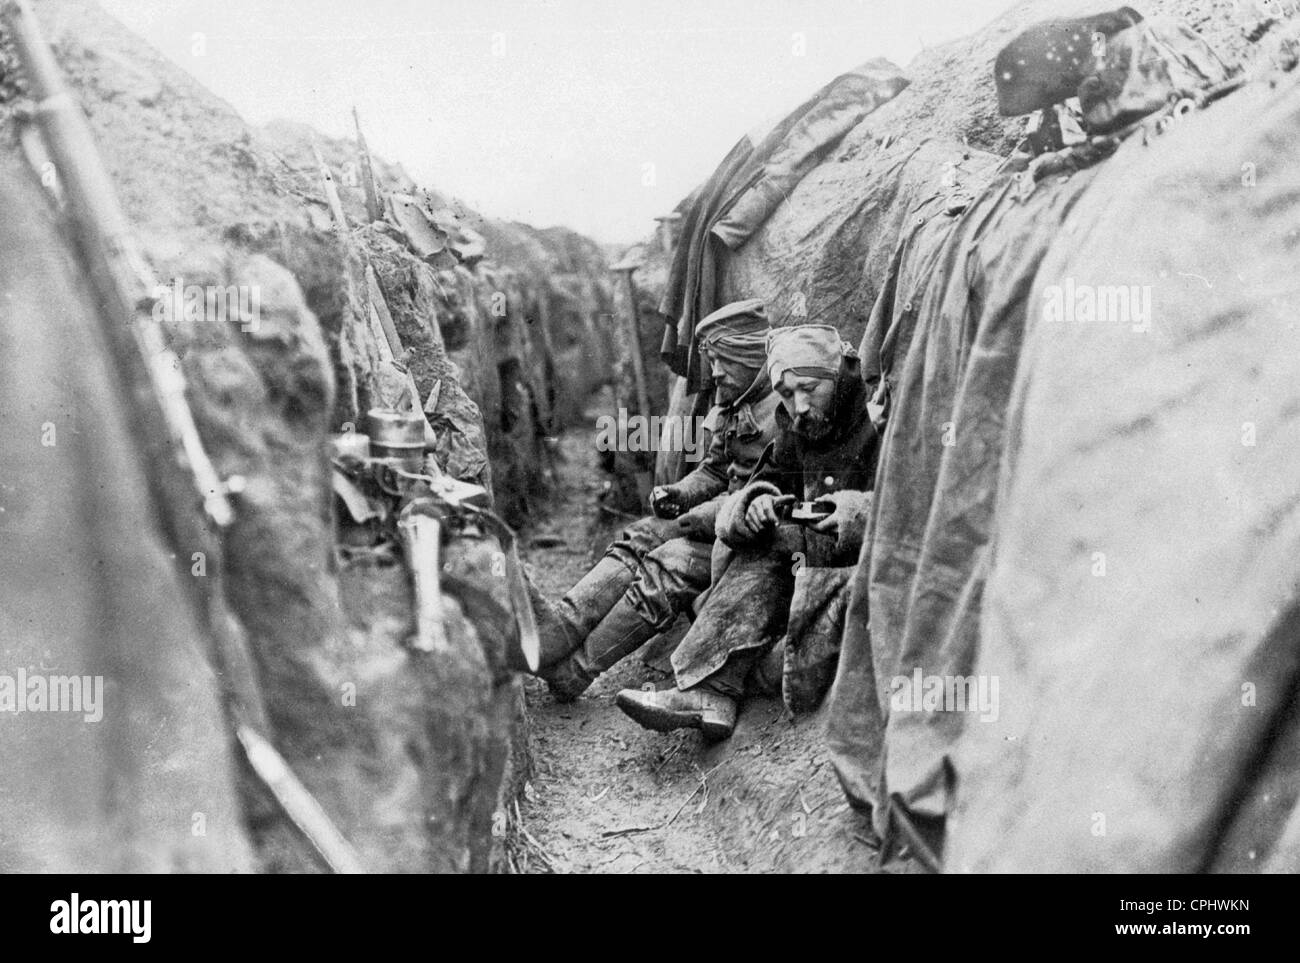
top-left (614, 266), bottom-right (652, 419)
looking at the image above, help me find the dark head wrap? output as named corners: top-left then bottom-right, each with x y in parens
top-left (696, 298), bottom-right (770, 368)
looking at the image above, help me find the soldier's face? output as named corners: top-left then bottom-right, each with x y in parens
top-left (776, 370), bottom-right (836, 439)
top-left (707, 353), bottom-right (758, 404)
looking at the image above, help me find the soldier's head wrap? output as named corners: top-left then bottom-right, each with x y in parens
top-left (766, 324), bottom-right (850, 389)
top-left (696, 298), bottom-right (770, 368)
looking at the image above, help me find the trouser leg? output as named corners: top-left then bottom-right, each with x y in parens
top-left (693, 646), bottom-right (768, 699)
top-left (624, 534), bottom-right (714, 628)
top-left (544, 535), bottom-right (712, 699)
top-left (531, 515), bottom-right (679, 668)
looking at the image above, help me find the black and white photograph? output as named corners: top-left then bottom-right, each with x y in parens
top-left (0, 0), bottom-right (1294, 909)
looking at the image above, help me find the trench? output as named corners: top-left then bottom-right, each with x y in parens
top-left (508, 393), bottom-right (893, 874)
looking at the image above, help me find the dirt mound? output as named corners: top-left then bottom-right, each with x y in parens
top-left (0, 151), bottom-right (253, 873)
top-left (260, 120), bottom-right (616, 519)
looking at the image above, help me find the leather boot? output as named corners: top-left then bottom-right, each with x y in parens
top-left (614, 686), bottom-right (738, 741)
top-left (526, 555), bottom-right (635, 671)
top-left (540, 595), bottom-right (662, 702)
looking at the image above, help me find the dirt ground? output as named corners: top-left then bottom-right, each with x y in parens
top-left (515, 401), bottom-right (909, 874)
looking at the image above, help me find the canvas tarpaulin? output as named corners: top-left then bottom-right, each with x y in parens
top-left (826, 143), bottom-right (1112, 834)
top-left (823, 172), bottom-right (979, 812)
top-left (722, 137), bottom-right (1002, 348)
top-left (947, 72), bottom-right (1300, 873)
top-left (855, 144), bottom-right (1002, 418)
top-left (658, 59), bottom-right (909, 392)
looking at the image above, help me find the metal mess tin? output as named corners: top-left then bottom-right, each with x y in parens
top-left (366, 408), bottom-right (425, 471)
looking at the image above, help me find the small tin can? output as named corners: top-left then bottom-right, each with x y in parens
top-left (367, 408), bottom-right (425, 472)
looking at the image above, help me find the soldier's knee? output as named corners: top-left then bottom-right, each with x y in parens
top-left (637, 541), bottom-right (711, 619)
top-left (624, 580), bottom-right (677, 630)
top-left (609, 515), bottom-right (675, 561)
top-left (645, 539), bottom-right (711, 583)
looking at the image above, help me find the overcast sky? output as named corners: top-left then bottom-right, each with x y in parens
top-left (99, 0), bottom-right (1019, 243)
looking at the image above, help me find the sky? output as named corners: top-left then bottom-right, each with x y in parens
top-left (99, 0), bottom-right (1020, 243)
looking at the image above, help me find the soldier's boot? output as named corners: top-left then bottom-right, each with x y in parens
top-left (614, 686), bottom-right (738, 742)
top-left (524, 556), bottom-right (636, 671)
top-left (540, 595), bottom-right (663, 703)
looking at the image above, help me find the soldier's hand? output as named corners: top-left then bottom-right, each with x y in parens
top-left (810, 490), bottom-right (873, 541)
top-left (650, 485), bottom-right (684, 519)
top-left (744, 493), bottom-right (795, 533)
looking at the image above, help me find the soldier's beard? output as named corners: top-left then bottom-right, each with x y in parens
top-left (795, 409), bottom-right (833, 440)
top-left (714, 381), bottom-right (742, 405)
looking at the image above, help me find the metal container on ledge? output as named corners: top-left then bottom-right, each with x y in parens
top-left (366, 408), bottom-right (425, 472)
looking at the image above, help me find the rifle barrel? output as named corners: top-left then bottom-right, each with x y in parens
top-left (3, 0), bottom-right (234, 529)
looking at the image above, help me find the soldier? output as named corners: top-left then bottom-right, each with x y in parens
top-left (616, 324), bottom-right (878, 739)
top-left (528, 298), bottom-right (779, 700)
